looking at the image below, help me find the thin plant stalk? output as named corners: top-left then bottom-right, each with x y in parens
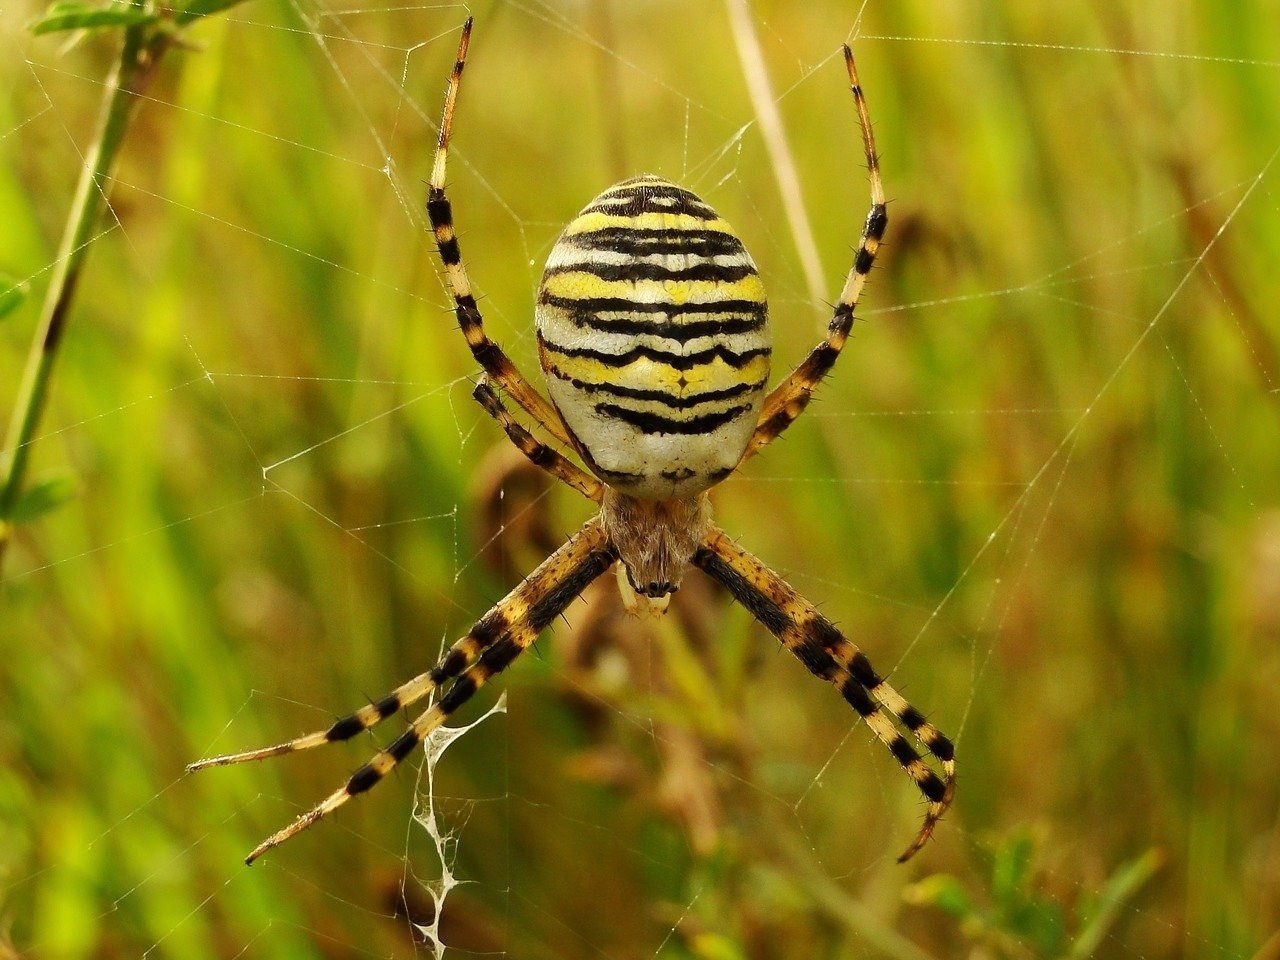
top-left (724, 0), bottom-right (869, 485)
top-left (0, 24), bottom-right (166, 577)
top-left (725, 0), bottom-right (827, 315)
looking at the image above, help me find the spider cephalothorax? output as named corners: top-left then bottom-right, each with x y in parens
top-left (600, 489), bottom-right (711, 614)
top-left (190, 18), bottom-right (955, 867)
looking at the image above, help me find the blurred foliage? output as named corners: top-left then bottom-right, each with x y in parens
top-left (2, 0), bottom-right (1280, 958)
top-left (906, 829), bottom-right (1164, 959)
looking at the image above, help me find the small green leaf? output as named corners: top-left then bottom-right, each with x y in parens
top-left (0, 275), bottom-right (28, 320)
top-left (29, 1), bottom-right (158, 35)
top-left (904, 873), bottom-right (977, 919)
top-left (174, 0), bottom-right (249, 26)
top-left (11, 475), bottom-right (77, 524)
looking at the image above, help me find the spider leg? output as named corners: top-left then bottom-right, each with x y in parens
top-left (742, 46), bottom-right (886, 463)
top-left (187, 537), bottom-right (552, 770)
top-left (245, 636), bottom-right (526, 864)
top-left (188, 654), bottom-right (463, 769)
top-left (427, 18), bottom-right (573, 448)
top-left (192, 518), bottom-right (615, 863)
top-left (472, 376), bottom-right (602, 502)
top-left (693, 527), bottom-right (954, 863)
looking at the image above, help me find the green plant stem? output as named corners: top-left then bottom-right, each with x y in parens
top-left (0, 25), bottom-right (163, 577)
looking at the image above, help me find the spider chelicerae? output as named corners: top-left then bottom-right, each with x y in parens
top-left (190, 18), bottom-right (955, 865)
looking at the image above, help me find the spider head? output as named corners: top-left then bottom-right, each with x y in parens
top-left (599, 489), bottom-right (712, 618)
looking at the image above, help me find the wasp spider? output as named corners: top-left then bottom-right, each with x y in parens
top-left (190, 19), bottom-right (955, 865)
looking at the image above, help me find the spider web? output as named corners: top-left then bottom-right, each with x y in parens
top-left (2, 0), bottom-right (1278, 957)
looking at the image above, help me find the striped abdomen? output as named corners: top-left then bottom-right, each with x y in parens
top-left (536, 175), bottom-right (771, 500)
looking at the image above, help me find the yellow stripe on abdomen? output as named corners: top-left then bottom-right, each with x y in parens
top-left (541, 345), bottom-right (771, 397)
top-left (564, 210), bottom-right (737, 237)
top-left (541, 271), bottom-right (766, 308)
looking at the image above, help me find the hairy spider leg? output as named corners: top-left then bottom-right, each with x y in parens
top-left (426, 17), bottom-right (574, 448)
top-left (743, 45), bottom-right (887, 462)
top-left (694, 528), bottom-right (955, 862)
top-left (471, 377), bottom-right (603, 502)
top-left (191, 519), bottom-right (615, 863)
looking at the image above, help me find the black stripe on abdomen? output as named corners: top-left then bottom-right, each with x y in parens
top-left (538, 333), bottom-right (770, 370)
top-left (585, 186), bottom-right (719, 219)
top-left (593, 401), bottom-right (752, 435)
top-left (560, 311), bottom-right (765, 342)
top-left (548, 370), bottom-right (768, 409)
top-left (538, 294), bottom-right (765, 318)
top-left (543, 260), bottom-right (757, 284)
top-left (562, 227), bottom-right (747, 258)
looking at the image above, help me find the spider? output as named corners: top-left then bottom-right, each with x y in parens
top-left (189, 18), bottom-right (955, 865)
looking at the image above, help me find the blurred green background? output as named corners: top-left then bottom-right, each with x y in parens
top-left (2, 0), bottom-right (1279, 957)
